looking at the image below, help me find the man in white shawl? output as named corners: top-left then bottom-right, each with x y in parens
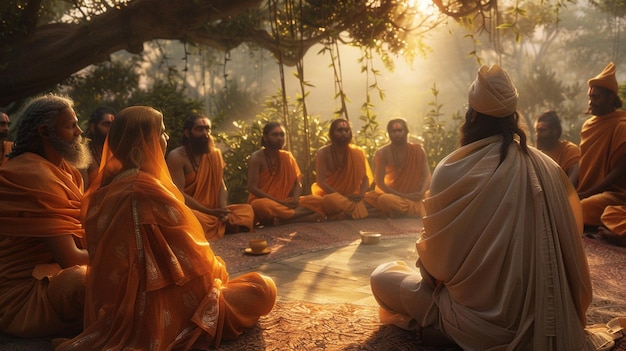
top-left (370, 65), bottom-right (597, 350)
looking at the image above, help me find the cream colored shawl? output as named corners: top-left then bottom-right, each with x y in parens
top-left (420, 136), bottom-right (592, 350)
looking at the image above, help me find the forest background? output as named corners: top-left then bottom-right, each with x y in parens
top-left (1, 0), bottom-right (626, 202)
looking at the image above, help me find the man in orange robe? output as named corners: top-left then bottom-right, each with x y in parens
top-left (534, 110), bottom-right (580, 179)
top-left (167, 114), bottom-right (254, 241)
top-left (0, 110), bottom-right (12, 166)
top-left (365, 118), bottom-right (430, 217)
top-left (57, 106), bottom-right (276, 350)
top-left (0, 95), bottom-right (88, 338)
top-left (305, 118), bottom-right (373, 220)
top-left (574, 62), bottom-right (626, 228)
top-left (247, 122), bottom-right (324, 225)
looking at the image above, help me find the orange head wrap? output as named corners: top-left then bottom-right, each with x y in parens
top-left (588, 62), bottom-right (618, 95)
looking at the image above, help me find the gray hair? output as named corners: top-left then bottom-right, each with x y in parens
top-left (9, 95), bottom-right (74, 159)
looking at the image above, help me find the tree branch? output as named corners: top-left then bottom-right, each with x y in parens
top-left (0, 0), bottom-right (261, 105)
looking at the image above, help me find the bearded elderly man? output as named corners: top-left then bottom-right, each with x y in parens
top-left (166, 113), bottom-right (254, 241)
top-left (0, 110), bottom-right (12, 167)
top-left (365, 118), bottom-right (430, 218)
top-left (304, 118), bottom-right (373, 220)
top-left (0, 95), bottom-right (89, 338)
top-left (370, 65), bottom-right (596, 350)
top-left (573, 62), bottom-right (626, 230)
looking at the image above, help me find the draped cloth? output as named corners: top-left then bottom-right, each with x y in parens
top-left (468, 65), bottom-right (518, 118)
top-left (184, 148), bottom-right (254, 241)
top-left (56, 109), bottom-right (276, 350)
top-left (309, 144), bottom-right (373, 219)
top-left (541, 140), bottom-right (580, 175)
top-left (0, 153), bottom-right (85, 337)
top-left (365, 143), bottom-right (429, 217)
top-left (578, 110), bottom-right (626, 225)
top-left (248, 150), bottom-right (322, 221)
top-left (601, 205), bottom-right (626, 236)
top-left (0, 140), bottom-right (12, 166)
top-left (372, 136), bottom-right (592, 350)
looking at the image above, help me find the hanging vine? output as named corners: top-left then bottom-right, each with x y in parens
top-left (268, 0), bottom-right (292, 151)
top-left (327, 38), bottom-right (350, 120)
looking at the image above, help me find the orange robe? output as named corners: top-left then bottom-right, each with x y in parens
top-left (308, 144), bottom-right (373, 219)
top-left (0, 153), bottom-right (85, 337)
top-left (364, 143), bottom-right (429, 217)
top-left (248, 150), bottom-right (322, 222)
top-left (184, 148), bottom-right (254, 240)
top-left (578, 110), bottom-right (626, 225)
top-left (541, 140), bottom-right (580, 174)
top-left (0, 140), bottom-right (12, 166)
top-left (600, 205), bottom-right (626, 236)
top-left (57, 170), bottom-right (276, 350)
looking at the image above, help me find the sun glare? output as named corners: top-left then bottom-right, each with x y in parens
top-left (406, 0), bottom-right (440, 17)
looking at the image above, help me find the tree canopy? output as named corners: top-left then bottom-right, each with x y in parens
top-left (0, 0), bottom-right (488, 106)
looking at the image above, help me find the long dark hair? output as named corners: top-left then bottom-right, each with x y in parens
top-left (262, 121), bottom-right (282, 148)
top-left (460, 106), bottom-right (528, 164)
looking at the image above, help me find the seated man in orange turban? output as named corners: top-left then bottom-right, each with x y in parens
top-left (0, 95), bottom-right (88, 338)
top-left (56, 106), bottom-right (276, 350)
top-left (304, 118), bottom-right (373, 220)
top-left (365, 118), bottom-right (430, 218)
top-left (166, 114), bottom-right (255, 241)
top-left (574, 62), bottom-right (626, 230)
top-left (247, 121), bottom-right (324, 225)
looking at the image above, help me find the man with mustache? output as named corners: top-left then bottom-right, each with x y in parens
top-left (364, 118), bottom-right (431, 218)
top-left (81, 106), bottom-right (115, 186)
top-left (0, 110), bottom-right (12, 166)
top-left (0, 95), bottom-right (88, 338)
top-left (307, 118), bottom-right (373, 220)
top-left (167, 113), bottom-right (254, 241)
top-left (534, 110), bottom-right (580, 179)
top-left (247, 121), bottom-right (324, 225)
top-left (572, 62), bottom-right (626, 232)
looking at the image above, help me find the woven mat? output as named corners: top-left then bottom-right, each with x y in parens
top-left (584, 237), bottom-right (626, 325)
top-left (211, 217), bottom-right (420, 273)
top-left (2, 224), bottom-right (626, 351)
top-left (212, 301), bottom-right (461, 351)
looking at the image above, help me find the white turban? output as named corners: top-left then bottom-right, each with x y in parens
top-left (468, 64), bottom-right (518, 118)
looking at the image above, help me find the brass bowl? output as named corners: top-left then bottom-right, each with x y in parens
top-left (359, 232), bottom-right (381, 245)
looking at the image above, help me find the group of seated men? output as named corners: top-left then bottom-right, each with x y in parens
top-left (165, 115), bottom-right (431, 242)
top-left (0, 94), bottom-right (429, 345)
top-left (532, 62), bottom-right (626, 247)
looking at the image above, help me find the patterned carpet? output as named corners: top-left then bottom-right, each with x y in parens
top-left (210, 217), bottom-right (421, 273)
top-left (584, 236), bottom-right (626, 325)
top-left (1, 220), bottom-right (625, 351)
top-left (212, 301), bottom-right (461, 351)
top-left (211, 235), bottom-right (626, 351)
